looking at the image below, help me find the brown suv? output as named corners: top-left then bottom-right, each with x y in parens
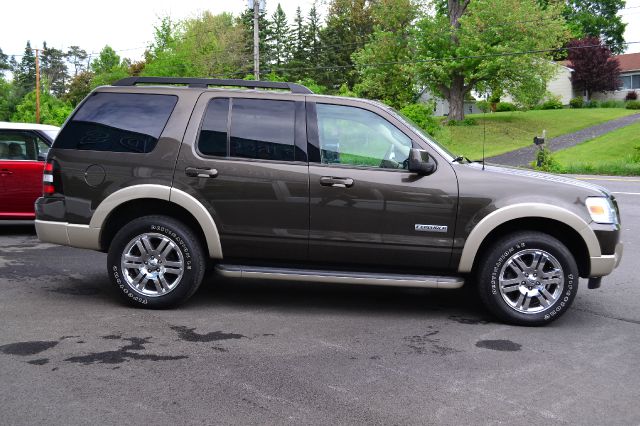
top-left (34, 77), bottom-right (623, 325)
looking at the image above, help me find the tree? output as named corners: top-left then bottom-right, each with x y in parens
top-left (304, 3), bottom-right (323, 81)
top-left (287, 6), bottom-right (307, 80)
top-left (11, 87), bottom-right (73, 126)
top-left (90, 46), bottom-right (128, 88)
top-left (238, 4), bottom-right (273, 75)
top-left (353, 0), bottom-right (419, 108)
top-left (269, 4), bottom-right (292, 69)
top-left (13, 41), bottom-right (36, 95)
top-left (0, 47), bottom-right (9, 71)
top-left (64, 71), bottom-right (94, 107)
top-left (568, 36), bottom-right (621, 100)
top-left (561, 0), bottom-right (627, 55)
top-left (317, 0), bottom-right (377, 90)
top-left (414, 0), bottom-right (567, 120)
top-left (66, 46), bottom-right (88, 76)
top-left (41, 42), bottom-right (69, 97)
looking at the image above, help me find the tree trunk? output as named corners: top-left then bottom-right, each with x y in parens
top-left (448, 75), bottom-right (465, 121)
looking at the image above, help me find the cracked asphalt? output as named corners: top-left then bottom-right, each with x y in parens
top-left (1, 176), bottom-right (639, 425)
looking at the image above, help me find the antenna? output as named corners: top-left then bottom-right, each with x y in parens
top-left (482, 109), bottom-right (486, 170)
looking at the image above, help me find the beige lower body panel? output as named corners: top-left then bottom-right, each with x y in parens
top-left (35, 220), bottom-right (101, 250)
top-left (589, 242), bottom-right (623, 277)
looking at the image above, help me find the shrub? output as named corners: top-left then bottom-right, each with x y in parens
top-left (569, 97), bottom-right (584, 108)
top-left (540, 97), bottom-right (563, 110)
top-left (600, 100), bottom-right (626, 108)
top-left (626, 100), bottom-right (640, 110)
top-left (534, 147), bottom-right (561, 172)
top-left (399, 103), bottom-right (439, 136)
top-left (462, 117), bottom-right (477, 126)
top-left (476, 100), bottom-right (490, 113)
top-left (585, 100), bottom-right (599, 108)
top-left (625, 91), bottom-right (638, 101)
top-left (495, 102), bottom-right (517, 112)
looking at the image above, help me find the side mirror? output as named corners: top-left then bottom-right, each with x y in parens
top-left (408, 148), bottom-right (436, 175)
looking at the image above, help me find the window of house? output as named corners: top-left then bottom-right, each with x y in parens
top-left (620, 75), bottom-right (632, 90)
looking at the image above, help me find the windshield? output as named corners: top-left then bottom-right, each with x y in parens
top-left (384, 106), bottom-right (456, 161)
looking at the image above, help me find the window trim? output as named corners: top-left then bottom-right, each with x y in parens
top-left (306, 101), bottom-right (426, 172)
top-left (195, 95), bottom-right (307, 164)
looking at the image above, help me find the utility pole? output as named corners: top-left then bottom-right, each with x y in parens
top-left (34, 48), bottom-right (41, 124)
top-left (253, 0), bottom-right (260, 80)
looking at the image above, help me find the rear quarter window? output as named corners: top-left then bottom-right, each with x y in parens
top-left (54, 92), bottom-right (178, 153)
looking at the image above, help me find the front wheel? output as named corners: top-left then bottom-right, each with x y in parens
top-left (107, 215), bottom-right (206, 308)
top-left (477, 231), bottom-right (579, 326)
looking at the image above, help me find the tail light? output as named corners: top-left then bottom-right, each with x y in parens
top-left (43, 161), bottom-right (56, 195)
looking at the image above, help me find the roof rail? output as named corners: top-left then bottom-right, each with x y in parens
top-left (112, 77), bottom-right (313, 94)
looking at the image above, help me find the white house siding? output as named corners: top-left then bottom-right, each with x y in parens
top-left (546, 66), bottom-right (574, 105)
top-left (419, 91), bottom-right (482, 117)
top-left (590, 72), bottom-right (640, 101)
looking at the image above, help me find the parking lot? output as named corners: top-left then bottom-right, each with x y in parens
top-left (0, 175), bottom-right (639, 425)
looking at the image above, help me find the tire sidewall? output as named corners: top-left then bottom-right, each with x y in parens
top-left (479, 233), bottom-right (579, 326)
top-left (107, 216), bottom-right (204, 308)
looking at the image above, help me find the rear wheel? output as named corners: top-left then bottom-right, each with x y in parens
top-left (107, 215), bottom-right (206, 308)
top-left (477, 231), bottom-right (579, 326)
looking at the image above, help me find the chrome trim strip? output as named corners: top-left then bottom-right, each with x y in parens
top-left (458, 203), bottom-right (601, 273)
top-left (215, 265), bottom-right (464, 289)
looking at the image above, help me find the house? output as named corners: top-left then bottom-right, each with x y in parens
top-left (419, 90), bottom-right (482, 117)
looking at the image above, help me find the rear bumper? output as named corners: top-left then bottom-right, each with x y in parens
top-left (35, 219), bottom-right (101, 250)
top-left (589, 242), bottom-right (623, 277)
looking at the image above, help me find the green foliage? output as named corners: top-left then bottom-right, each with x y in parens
top-left (569, 97), bottom-right (584, 109)
top-left (585, 100), bottom-right (599, 108)
top-left (41, 42), bottom-right (68, 97)
top-left (495, 102), bottom-right (517, 112)
top-left (338, 83), bottom-right (358, 98)
top-left (11, 89), bottom-right (72, 126)
top-left (13, 41), bottom-right (36, 96)
top-left (540, 97), bottom-right (563, 110)
top-left (399, 103), bottom-right (439, 136)
top-left (270, 4), bottom-right (293, 67)
top-left (562, 0), bottom-right (627, 55)
top-left (0, 78), bottom-right (21, 121)
top-left (626, 101), bottom-right (640, 110)
top-left (413, 0), bottom-right (567, 120)
top-left (599, 99), bottom-right (625, 108)
top-left (534, 147), bottom-right (561, 172)
top-left (353, 0), bottom-right (418, 109)
top-left (64, 71), bottom-right (94, 107)
top-left (296, 78), bottom-right (327, 94)
top-left (476, 100), bottom-right (490, 113)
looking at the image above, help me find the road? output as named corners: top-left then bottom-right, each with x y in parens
top-left (0, 176), bottom-right (639, 425)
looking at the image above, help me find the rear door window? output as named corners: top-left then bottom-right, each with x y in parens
top-left (0, 131), bottom-right (43, 161)
top-left (54, 92), bottom-right (178, 153)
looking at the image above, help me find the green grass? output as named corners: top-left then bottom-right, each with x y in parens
top-left (551, 121), bottom-right (640, 176)
top-left (431, 108), bottom-right (639, 160)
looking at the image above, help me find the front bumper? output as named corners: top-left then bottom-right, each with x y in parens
top-left (35, 219), bottom-right (101, 250)
top-left (589, 242), bottom-right (623, 277)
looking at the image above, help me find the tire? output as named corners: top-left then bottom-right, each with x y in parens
top-left (107, 215), bottom-right (206, 308)
top-left (476, 231), bottom-right (579, 326)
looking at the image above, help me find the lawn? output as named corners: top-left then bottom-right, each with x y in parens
top-left (551, 121), bottom-right (640, 176)
top-left (430, 108), bottom-right (639, 160)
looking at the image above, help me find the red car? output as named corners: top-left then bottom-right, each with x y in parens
top-left (0, 122), bottom-right (59, 220)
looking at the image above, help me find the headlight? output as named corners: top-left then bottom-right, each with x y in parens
top-left (585, 197), bottom-right (618, 224)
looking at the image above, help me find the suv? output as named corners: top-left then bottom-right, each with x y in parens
top-left (35, 77), bottom-right (622, 325)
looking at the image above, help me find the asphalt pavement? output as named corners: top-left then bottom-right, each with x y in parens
top-left (0, 176), bottom-right (639, 425)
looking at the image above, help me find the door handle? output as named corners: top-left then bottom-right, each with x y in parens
top-left (185, 167), bottom-right (218, 178)
top-left (0, 168), bottom-right (13, 176)
top-left (320, 176), bottom-right (354, 188)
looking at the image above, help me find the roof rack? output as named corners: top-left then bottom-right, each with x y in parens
top-left (113, 77), bottom-right (313, 94)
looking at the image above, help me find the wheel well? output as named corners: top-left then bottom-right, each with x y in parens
top-left (470, 217), bottom-right (590, 278)
top-left (99, 198), bottom-right (208, 254)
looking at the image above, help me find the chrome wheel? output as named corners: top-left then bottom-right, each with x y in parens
top-left (120, 232), bottom-right (184, 297)
top-left (498, 249), bottom-right (564, 314)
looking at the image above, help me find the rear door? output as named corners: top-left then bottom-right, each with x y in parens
top-left (173, 92), bottom-right (309, 262)
top-left (0, 131), bottom-right (48, 219)
top-left (306, 100), bottom-right (459, 271)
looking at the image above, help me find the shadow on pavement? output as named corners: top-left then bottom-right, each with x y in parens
top-left (0, 223), bottom-right (36, 235)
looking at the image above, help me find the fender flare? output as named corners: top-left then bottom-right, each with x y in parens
top-left (457, 203), bottom-right (600, 273)
top-left (90, 184), bottom-right (222, 259)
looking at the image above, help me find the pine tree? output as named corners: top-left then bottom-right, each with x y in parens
top-left (13, 41), bottom-right (36, 95)
top-left (238, 4), bottom-right (273, 77)
top-left (41, 42), bottom-right (69, 98)
top-left (66, 46), bottom-right (88, 77)
top-left (269, 4), bottom-right (292, 69)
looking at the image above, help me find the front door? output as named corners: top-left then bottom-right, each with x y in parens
top-left (173, 93), bottom-right (309, 262)
top-left (0, 131), bottom-right (48, 219)
top-left (307, 101), bottom-right (459, 271)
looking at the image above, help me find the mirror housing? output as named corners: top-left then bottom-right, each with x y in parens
top-left (408, 148), bottom-right (436, 175)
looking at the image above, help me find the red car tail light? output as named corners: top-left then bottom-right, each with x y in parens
top-left (43, 161), bottom-right (56, 195)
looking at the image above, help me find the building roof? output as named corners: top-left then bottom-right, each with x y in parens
top-left (560, 52), bottom-right (640, 73)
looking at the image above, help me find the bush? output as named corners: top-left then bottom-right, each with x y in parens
top-left (569, 97), bottom-right (584, 108)
top-left (534, 147), bottom-right (561, 172)
top-left (495, 102), bottom-right (517, 112)
top-left (626, 100), bottom-right (640, 110)
top-left (600, 100), bottom-right (626, 108)
top-left (540, 97), bottom-right (563, 110)
top-left (625, 91), bottom-right (638, 101)
top-left (476, 100), bottom-right (490, 113)
top-left (585, 100), bottom-right (599, 108)
top-left (399, 103), bottom-right (439, 136)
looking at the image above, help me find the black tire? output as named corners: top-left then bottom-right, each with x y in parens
top-left (107, 215), bottom-right (206, 308)
top-left (477, 231), bottom-right (579, 326)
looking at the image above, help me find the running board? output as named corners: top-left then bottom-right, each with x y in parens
top-left (215, 265), bottom-right (464, 289)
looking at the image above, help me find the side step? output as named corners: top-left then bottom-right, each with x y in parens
top-left (215, 264), bottom-right (464, 289)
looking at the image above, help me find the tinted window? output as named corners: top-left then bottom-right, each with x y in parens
top-left (55, 92), bottom-right (178, 152)
top-left (316, 104), bottom-right (412, 169)
top-left (0, 131), bottom-right (45, 161)
top-left (230, 99), bottom-right (295, 161)
top-left (198, 98), bottom-right (229, 157)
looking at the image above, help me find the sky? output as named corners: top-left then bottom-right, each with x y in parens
top-left (1, 0), bottom-right (639, 63)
